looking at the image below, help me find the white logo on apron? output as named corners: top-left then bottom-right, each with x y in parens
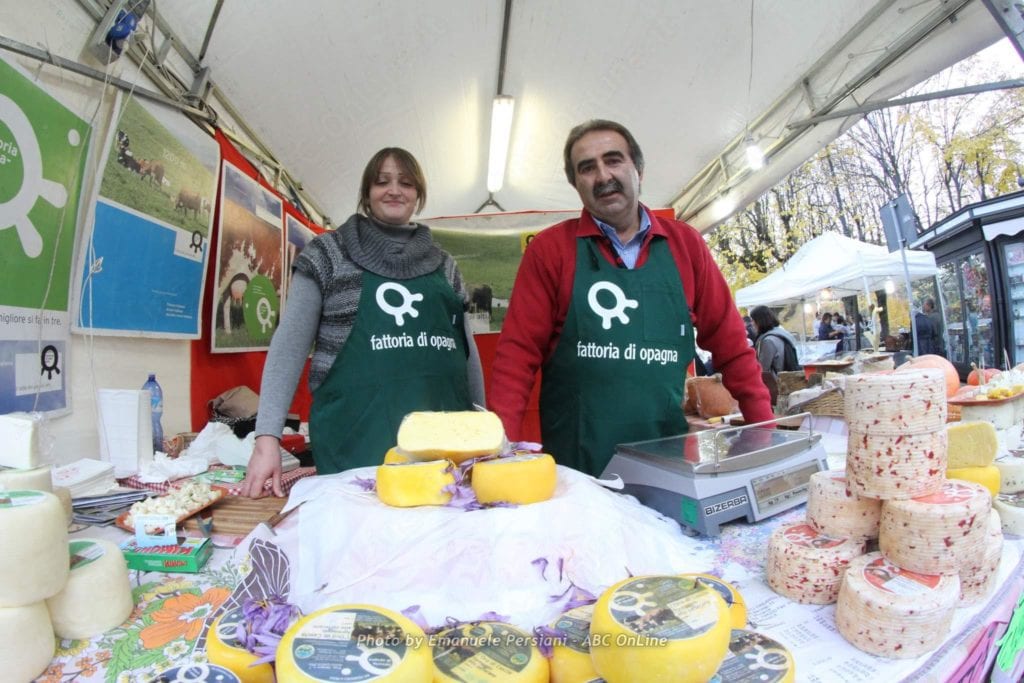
top-left (587, 281), bottom-right (638, 329)
top-left (375, 282), bottom-right (423, 325)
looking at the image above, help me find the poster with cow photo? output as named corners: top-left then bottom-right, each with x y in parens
top-left (211, 160), bottom-right (284, 352)
top-left (73, 93), bottom-right (219, 338)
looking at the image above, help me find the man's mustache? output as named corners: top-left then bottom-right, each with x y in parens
top-left (594, 178), bottom-right (623, 198)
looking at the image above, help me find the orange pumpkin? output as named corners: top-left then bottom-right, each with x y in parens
top-left (967, 367), bottom-right (1001, 386)
top-left (894, 354), bottom-right (960, 398)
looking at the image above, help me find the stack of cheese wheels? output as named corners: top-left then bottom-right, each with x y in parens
top-left (276, 604), bottom-right (432, 681)
top-left (396, 410), bottom-right (505, 464)
top-left (46, 538), bottom-right (133, 640)
top-left (471, 453), bottom-right (557, 504)
top-left (836, 552), bottom-right (959, 659)
top-left (766, 522), bottom-right (865, 604)
top-left (433, 621), bottom-right (549, 683)
top-left (878, 480), bottom-right (992, 575)
top-left (959, 509), bottom-right (1004, 606)
top-left (375, 459), bottom-right (455, 507)
top-left (806, 470), bottom-right (881, 541)
top-left (589, 575), bottom-right (731, 683)
top-left (0, 464), bottom-right (52, 492)
top-left (0, 490), bottom-right (69, 681)
top-left (547, 604), bottom-right (600, 683)
top-left (845, 369), bottom-right (947, 499)
top-left (207, 606), bottom-right (275, 683)
top-left (714, 629), bottom-right (796, 683)
top-left (678, 573), bottom-right (747, 629)
top-left (995, 454), bottom-right (1024, 494)
top-left (993, 491), bottom-right (1024, 535)
top-left (946, 420), bottom-right (1001, 495)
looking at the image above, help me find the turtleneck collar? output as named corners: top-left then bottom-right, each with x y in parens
top-left (340, 213), bottom-right (444, 279)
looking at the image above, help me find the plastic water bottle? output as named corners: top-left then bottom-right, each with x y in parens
top-left (142, 373), bottom-right (164, 453)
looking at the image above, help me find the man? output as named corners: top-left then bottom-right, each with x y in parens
top-left (489, 120), bottom-right (773, 477)
top-left (914, 306), bottom-right (937, 355)
top-left (923, 297), bottom-right (945, 356)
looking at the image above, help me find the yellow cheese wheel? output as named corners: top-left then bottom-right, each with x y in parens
top-left (548, 604), bottom-right (601, 683)
top-left (376, 460), bottom-right (454, 507)
top-left (946, 421), bottom-right (999, 468)
top-left (946, 466), bottom-right (1000, 497)
top-left (207, 607), bottom-right (275, 683)
top-left (715, 629), bottom-right (795, 683)
top-left (383, 447), bottom-right (412, 464)
top-left (432, 621), bottom-right (549, 682)
top-left (590, 575), bottom-right (731, 683)
top-left (276, 604), bottom-right (432, 682)
top-left (396, 411), bottom-right (505, 463)
top-left (471, 454), bottom-right (557, 505)
top-left (679, 573), bottom-right (747, 629)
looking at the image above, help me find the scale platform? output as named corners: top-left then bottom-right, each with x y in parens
top-left (600, 416), bottom-right (827, 536)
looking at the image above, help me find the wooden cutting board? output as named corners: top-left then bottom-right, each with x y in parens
top-left (181, 494), bottom-right (287, 537)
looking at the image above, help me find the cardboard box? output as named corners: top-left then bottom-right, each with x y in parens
top-left (120, 536), bottom-right (212, 573)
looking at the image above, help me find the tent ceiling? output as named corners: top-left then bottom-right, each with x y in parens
top-left (155, 0), bottom-right (1002, 229)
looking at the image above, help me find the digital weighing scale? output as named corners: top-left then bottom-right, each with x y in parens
top-left (600, 416), bottom-right (827, 536)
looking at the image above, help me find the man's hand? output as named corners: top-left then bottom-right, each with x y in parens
top-left (239, 435), bottom-right (285, 498)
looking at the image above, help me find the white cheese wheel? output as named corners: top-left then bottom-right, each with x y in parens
top-left (0, 601), bottom-right (55, 682)
top-left (0, 412), bottom-right (39, 469)
top-left (845, 428), bottom-right (946, 500)
top-left (836, 552), bottom-right (959, 659)
top-left (53, 485), bottom-right (73, 526)
top-left (845, 370), bottom-right (947, 435)
top-left (994, 455), bottom-right (1024, 494)
top-left (276, 604), bottom-right (432, 682)
top-left (0, 464), bottom-right (52, 492)
top-left (433, 621), bottom-right (548, 683)
top-left (714, 629), bottom-right (796, 683)
top-left (679, 573), bottom-right (747, 629)
top-left (375, 460), bottom-right (455, 507)
top-left (961, 400), bottom-right (1018, 430)
top-left (997, 424), bottom-right (1023, 454)
top-left (396, 411), bottom-right (505, 463)
top-left (207, 606), bottom-right (275, 683)
top-left (0, 490), bottom-right (69, 607)
top-left (766, 523), bottom-right (866, 604)
top-left (471, 453), bottom-right (557, 504)
top-left (548, 604), bottom-right (600, 683)
top-left (806, 470), bottom-right (881, 541)
top-left (993, 491), bottom-right (1024, 535)
top-left (959, 510), bottom-right (1003, 607)
top-left (946, 421), bottom-right (999, 468)
top-left (879, 480), bottom-right (991, 575)
top-left (589, 575), bottom-right (731, 683)
top-left (946, 465), bottom-right (1000, 497)
top-left (46, 538), bottom-right (133, 640)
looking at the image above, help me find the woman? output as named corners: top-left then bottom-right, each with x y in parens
top-left (240, 148), bottom-right (485, 497)
top-left (750, 305), bottom-right (799, 377)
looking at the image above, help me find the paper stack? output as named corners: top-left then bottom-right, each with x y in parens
top-left (51, 458), bottom-right (117, 498)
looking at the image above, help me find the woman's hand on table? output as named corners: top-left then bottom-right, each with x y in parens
top-left (240, 435), bottom-right (285, 498)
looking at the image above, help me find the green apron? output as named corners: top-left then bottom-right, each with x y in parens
top-left (540, 237), bottom-right (694, 476)
top-left (309, 269), bottom-right (471, 473)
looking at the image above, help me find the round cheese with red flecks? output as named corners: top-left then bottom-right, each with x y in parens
top-left (807, 469), bottom-right (881, 540)
top-left (845, 369), bottom-right (947, 435)
top-left (846, 428), bottom-right (946, 500)
top-left (765, 522), bottom-right (865, 605)
top-left (958, 509), bottom-right (1003, 606)
top-left (836, 552), bottom-right (958, 659)
top-left (878, 480), bottom-right (991, 575)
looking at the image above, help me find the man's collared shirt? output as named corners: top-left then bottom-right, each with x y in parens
top-left (593, 209), bottom-right (651, 269)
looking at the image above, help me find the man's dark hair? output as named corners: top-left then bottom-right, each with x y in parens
top-left (563, 119), bottom-right (645, 184)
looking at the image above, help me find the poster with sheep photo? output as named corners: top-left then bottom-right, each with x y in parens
top-left (211, 161), bottom-right (283, 352)
top-left (73, 93), bottom-right (219, 338)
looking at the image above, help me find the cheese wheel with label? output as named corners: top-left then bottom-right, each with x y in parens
top-left (207, 606), bottom-right (275, 683)
top-left (589, 575), bottom-right (731, 683)
top-left (433, 621), bottom-right (548, 683)
top-left (376, 460), bottom-right (454, 507)
top-left (836, 552), bottom-right (958, 659)
top-left (0, 601), bottom-right (55, 682)
top-left (959, 510), bottom-right (1003, 606)
top-left (879, 480), bottom-right (991, 574)
top-left (946, 421), bottom-right (999, 468)
top-left (471, 453), bottom-right (557, 504)
top-left (806, 470), bottom-right (881, 541)
top-left (396, 411), bottom-right (505, 463)
top-left (276, 604), bottom-right (432, 682)
top-left (46, 538), bottom-right (133, 639)
top-left (0, 490), bottom-right (69, 607)
top-left (548, 604), bottom-right (600, 683)
top-left (715, 629), bottom-right (796, 683)
top-left (678, 573), bottom-right (747, 629)
top-left (766, 523), bottom-right (865, 604)
top-left (994, 491), bottom-right (1024, 535)
top-left (0, 464), bottom-right (52, 492)
top-left (946, 465), bottom-right (1000, 497)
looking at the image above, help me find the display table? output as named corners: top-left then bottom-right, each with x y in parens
top-left (38, 469), bottom-right (1024, 683)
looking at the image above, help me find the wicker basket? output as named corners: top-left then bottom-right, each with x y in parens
top-left (947, 402), bottom-right (961, 423)
top-left (792, 389), bottom-right (845, 418)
